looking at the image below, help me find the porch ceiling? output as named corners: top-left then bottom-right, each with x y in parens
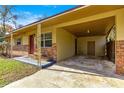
top-left (62, 16), bottom-right (115, 37)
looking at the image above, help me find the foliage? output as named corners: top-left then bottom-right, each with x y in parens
top-left (0, 37), bottom-right (4, 42)
top-left (0, 5), bottom-right (17, 37)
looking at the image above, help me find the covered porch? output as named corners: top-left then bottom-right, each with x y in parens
top-left (5, 24), bottom-right (56, 67)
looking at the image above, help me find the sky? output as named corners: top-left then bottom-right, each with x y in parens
top-left (12, 5), bottom-right (77, 27)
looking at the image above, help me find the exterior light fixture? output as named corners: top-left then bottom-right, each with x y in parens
top-left (87, 29), bottom-right (90, 33)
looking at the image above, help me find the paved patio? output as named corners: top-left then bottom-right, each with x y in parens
top-left (4, 56), bottom-right (124, 88)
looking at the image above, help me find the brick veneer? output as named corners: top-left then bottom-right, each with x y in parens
top-left (41, 43), bottom-right (57, 61)
top-left (13, 45), bottom-right (28, 51)
top-left (12, 44), bottom-right (57, 61)
top-left (12, 45), bottom-right (28, 57)
top-left (116, 40), bottom-right (124, 75)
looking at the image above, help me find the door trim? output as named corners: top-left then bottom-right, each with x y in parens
top-left (29, 34), bottom-right (35, 54)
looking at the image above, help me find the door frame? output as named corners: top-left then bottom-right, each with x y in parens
top-left (75, 38), bottom-right (77, 55)
top-left (29, 34), bottom-right (35, 54)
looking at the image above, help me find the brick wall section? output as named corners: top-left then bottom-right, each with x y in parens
top-left (12, 45), bottom-right (28, 57)
top-left (13, 45), bottom-right (28, 51)
top-left (41, 43), bottom-right (57, 61)
top-left (12, 44), bottom-right (57, 61)
top-left (116, 40), bottom-right (124, 75)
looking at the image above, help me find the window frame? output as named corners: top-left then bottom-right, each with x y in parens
top-left (16, 38), bottom-right (22, 46)
top-left (41, 32), bottom-right (52, 48)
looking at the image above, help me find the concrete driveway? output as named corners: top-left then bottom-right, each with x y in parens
top-left (4, 56), bottom-right (124, 88)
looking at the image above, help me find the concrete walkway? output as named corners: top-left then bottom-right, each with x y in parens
top-left (13, 56), bottom-right (51, 67)
top-left (4, 57), bottom-right (124, 87)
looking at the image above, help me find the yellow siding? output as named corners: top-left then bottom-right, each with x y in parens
top-left (56, 28), bottom-right (76, 61)
top-left (41, 26), bottom-right (56, 43)
top-left (22, 34), bottom-right (28, 45)
top-left (12, 30), bottom-right (36, 46)
top-left (13, 35), bottom-right (23, 45)
top-left (77, 36), bottom-right (106, 57)
top-left (116, 9), bottom-right (124, 40)
top-left (7, 26), bottom-right (56, 46)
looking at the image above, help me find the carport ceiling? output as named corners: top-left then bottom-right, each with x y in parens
top-left (63, 16), bottom-right (115, 37)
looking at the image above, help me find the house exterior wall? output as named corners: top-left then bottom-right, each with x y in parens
top-left (77, 36), bottom-right (106, 57)
top-left (5, 7), bottom-right (124, 75)
top-left (56, 28), bottom-right (76, 61)
top-left (9, 30), bottom-right (36, 57)
top-left (6, 26), bottom-right (57, 59)
top-left (40, 26), bottom-right (57, 60)
top-left (11, 30), bottom-right (36, 45)
top-left (115, 9), bottom-right (124, 75)
top-left (41, 26), bottom-right (56, 43)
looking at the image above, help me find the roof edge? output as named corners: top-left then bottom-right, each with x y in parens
top-left (9, 5), bottom-right (89, 33)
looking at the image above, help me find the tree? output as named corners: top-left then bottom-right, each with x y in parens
top-left (0, 5), bottom-right (17, 37)
top-left (0, 5), bottom-right (18, 57)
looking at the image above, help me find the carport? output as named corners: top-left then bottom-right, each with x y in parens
top-left (64, 16), bottom-right (115, 57)
top-left (56, 16), bottom-right (115, 73)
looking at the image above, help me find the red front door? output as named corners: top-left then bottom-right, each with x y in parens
top-left (29, 35), bottom-right (34, 54)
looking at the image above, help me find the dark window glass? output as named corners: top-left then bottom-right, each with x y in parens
top-left (45, 33), bottom-right (52, 39)
top-left (41, 32), bottom-right (52, 47)
top-left (16, 38), bottom-right (21, 45)
top-left (45, 40), bottom-right (52, 47)
top-left (41, 40), bottom-right (44, 47)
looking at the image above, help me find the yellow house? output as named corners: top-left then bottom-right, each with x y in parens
top-left (5, 5), bottom-right (124, 75)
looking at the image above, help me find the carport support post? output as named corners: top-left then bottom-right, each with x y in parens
top-left (10, 30), bottom-right (13, 58)
top-left (37, 24), bottom-right (41, 66)
top-left (115, 12), bottom-right (124, 75)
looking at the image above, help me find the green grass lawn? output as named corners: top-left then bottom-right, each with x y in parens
top-left (0, 57), bottom-right (40, 87)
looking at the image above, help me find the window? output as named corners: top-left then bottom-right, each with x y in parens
top-left (41, 32), bottom-right (52, 47)
top-left (16, 38), bottom-right (21, 45)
